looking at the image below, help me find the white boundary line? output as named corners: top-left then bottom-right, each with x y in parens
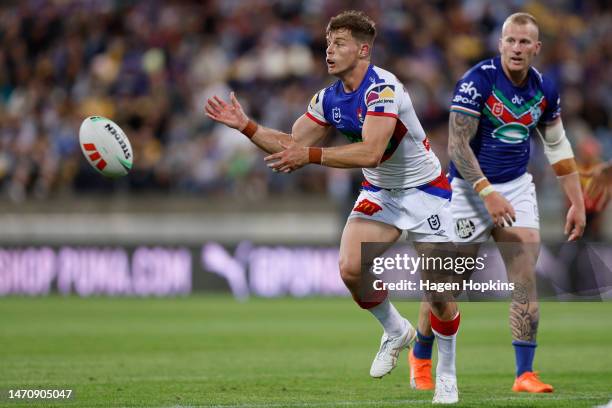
top-left (157, 394), bottom-right (612, 408)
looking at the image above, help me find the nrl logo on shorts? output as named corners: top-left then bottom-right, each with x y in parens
top-left (455, 218), bottom-right (475, 239)
top-left (332, 107), bottom-right (342, 123)
top-left (427, 215), bottom-right (440, 230)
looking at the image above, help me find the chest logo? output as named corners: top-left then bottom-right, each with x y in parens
top-left (512, 95), bottom-right (525, 105)
top-left (530, 106), bottom-right (542, 122)
top-left (332, 107), bottom-right (342, 123)
top-left (492, 123), bottom-right (530, 144)
top-left (492, 102), bottom-right (503, 117)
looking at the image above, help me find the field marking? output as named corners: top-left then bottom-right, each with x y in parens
top-left (158, 394), bottom-right (612, 408)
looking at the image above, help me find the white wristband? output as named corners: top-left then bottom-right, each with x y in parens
top-left (478, 185), bottom-right (495, 199)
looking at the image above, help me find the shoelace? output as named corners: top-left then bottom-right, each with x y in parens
top-left (437, 377), bottom-right (456, 393)
top-left (377, 338), bottom-right (391, 359)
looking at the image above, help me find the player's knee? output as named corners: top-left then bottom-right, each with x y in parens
top-left (338, 256), bottom-right (360, 286)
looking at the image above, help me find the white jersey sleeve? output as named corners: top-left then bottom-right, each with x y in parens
top-left (305, 89), bottom-right (330, 126)
top-left (364, 82), bottom-right (400, 118)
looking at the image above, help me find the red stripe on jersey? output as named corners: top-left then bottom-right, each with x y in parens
top-left (427, 172), bottom-right (451, 191)
top-left (366, 112), bottom-right (399, 119)
top-left (485, 95), bottom-right (548, 127)
top-left (380, 119), bottom-right (407, 162)
top-left (305, 112), bottom-right (330, 127)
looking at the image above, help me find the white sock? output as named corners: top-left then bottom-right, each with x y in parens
top-left (433, 330), bottom-right (456, 378)
top-left (368, 297), bottom-right (406, 337)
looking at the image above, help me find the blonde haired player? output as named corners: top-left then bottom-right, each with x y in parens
top-left (409, 12), bottom-right (585, 394)
top-left (206, 10), bottom-right (461, 404)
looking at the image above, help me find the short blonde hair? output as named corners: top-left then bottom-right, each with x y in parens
top-left (502, 12), bottom-right (539, 38)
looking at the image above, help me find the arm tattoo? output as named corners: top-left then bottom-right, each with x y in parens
top-left (448, 112), bottom-right (485, 185)
top-left (509, 282), bottom-right (539, 342)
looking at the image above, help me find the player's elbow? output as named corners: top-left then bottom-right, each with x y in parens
top-left (362, 152), bottom-right (382, 168)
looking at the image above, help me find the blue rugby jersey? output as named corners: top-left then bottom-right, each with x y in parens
top-left (307, 64), bottom-right (441, 189)
top-left (448, 56), bottom-right (561, 183)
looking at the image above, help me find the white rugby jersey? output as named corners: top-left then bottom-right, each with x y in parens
top-left (306, 65), bottom-right (441, 188)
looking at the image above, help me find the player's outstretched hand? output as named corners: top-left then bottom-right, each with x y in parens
top-left (564, 203), bottom-right (586, 241)
top-left (264, 140), bottom-right (309, 173)
top-left (483, 192), bottom-right (516, 228)
top-left (204, 92), bottom-right (249, 131)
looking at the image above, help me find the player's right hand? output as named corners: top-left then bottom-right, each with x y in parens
top-left (483, 191), bottom-right (516, 228)
top-left (204, 92), bottom-right (249, 131)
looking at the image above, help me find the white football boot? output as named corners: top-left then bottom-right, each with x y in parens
top-left (433, 375), bottom-right (459, 404)
top-left (369, 318), bottom-right (416, 378)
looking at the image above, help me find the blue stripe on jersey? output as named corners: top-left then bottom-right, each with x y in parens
top-left (361, 181), bottom-right (381, 192)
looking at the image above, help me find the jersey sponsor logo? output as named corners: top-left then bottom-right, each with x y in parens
top-left (455, 218), bottom-right (475, 239)
top-left (427, 214), bottom-right (441, 230)
top-left (481, 62), bottom-right (496, 70)
top-left (458, 81), bottom-right (482, 100)
top-left (452, 94), bottom-right (479, 107)
top-left (492, 122), bottom-right (530, 144)
top-left (512, 95), bottom-right (525, 105)
top-left (366, 85), bottom-right (395, 107)
top-left (353, 199), bottom-right (382, 216)
top-left (332, 106), bottom-right (342, 123)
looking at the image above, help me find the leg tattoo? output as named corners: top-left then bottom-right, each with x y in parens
top-left (510, 282), bottom-right (539, 342)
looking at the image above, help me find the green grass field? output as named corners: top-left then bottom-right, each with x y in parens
top-left (1, 296), bottom-right (611, 407)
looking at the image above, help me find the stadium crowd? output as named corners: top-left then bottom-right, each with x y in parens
top-left (0, 0), bottom-right (609, 203)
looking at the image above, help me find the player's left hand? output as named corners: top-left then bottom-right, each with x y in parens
top-left (564, 203), bottom-right (586, 241)
top-left (264, 140), bottom-right (309, 173)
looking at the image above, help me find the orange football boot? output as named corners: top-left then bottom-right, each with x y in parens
top-left (408, 349), bottom-right (434, 390)
top-left (512, 371), bottom-right (554, 393)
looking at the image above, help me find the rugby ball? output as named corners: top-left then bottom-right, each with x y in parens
top-left (79, 116), bottom-right (133, 177)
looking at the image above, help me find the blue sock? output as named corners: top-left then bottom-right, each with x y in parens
top-left (512, 340), bottom-right (537, 377)
top-left (413, 330), bottom-right (435, 359)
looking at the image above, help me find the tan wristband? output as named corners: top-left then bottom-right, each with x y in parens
top-left (552, 158), bottom-right (578, 177)
top-left (241, 120), bottom-right (258, 139)
top-left (308, 147), bottom-right (322, 165)
top-left (473, 178), bottom-right (491, 193)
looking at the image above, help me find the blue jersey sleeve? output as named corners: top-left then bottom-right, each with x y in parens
top-left (540, 77), bottom-right (562, 124)
top-left (449, 63), bottom-right (492, 118)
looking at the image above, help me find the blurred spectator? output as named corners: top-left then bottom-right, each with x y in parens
top-left (0, 0), bottom-right (609, 204)
top-left (575, 136), bottom-right (609, 240)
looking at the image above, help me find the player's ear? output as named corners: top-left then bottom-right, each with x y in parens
top-left (534, 40), bottom-right (542, 56)
top-left (359, 43), bottom-right (371, 58)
